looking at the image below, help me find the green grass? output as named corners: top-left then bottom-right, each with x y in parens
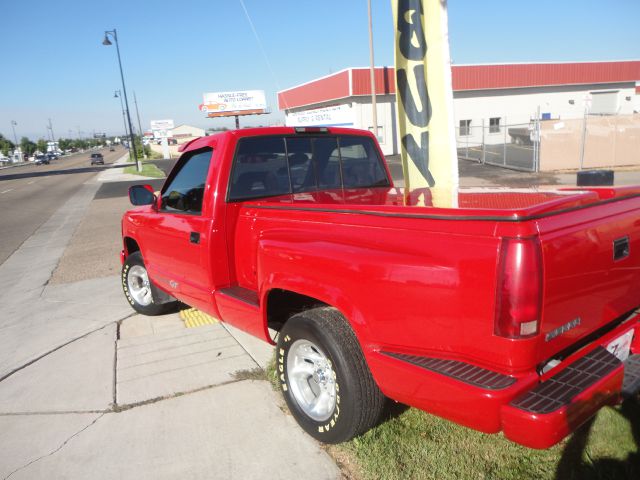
top-left (265, 356), bottom-right (638, 479)
top-left (123, 162), bottom-right (165, 178)
top-left (340, 402), bottom-right (639, 480)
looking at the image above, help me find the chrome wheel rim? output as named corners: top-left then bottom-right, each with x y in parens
top-left (287, 339), bottom-right (337, 422)
top-left (127, 265), bottom-right (153, 306)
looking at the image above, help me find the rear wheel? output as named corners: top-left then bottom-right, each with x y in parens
top-left (277, 307), bottom-right (385, 443)
top-left (122, 252), bottom-right (175, 315)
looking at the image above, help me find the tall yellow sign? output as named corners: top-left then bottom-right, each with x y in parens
top-left (392, 0), bottom-right (458, 206)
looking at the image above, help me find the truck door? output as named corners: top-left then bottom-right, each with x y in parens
top-left (140, 147), bottom-right (215, 309)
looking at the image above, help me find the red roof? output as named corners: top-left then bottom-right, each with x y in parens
top-left (278, 61), bottom-right (640, 110)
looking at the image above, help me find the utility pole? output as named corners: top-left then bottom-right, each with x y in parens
top-left (367, 0), bottom-right (378, 141)
top-left (10, 120), bottom-right (18, 145)
top-left (133, 91), bottom-right (147, 158)
top-left (48, 118), bottom-right (56, 152)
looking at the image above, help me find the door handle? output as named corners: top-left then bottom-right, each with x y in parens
top-left (190, 232), bottom-right (200, 244)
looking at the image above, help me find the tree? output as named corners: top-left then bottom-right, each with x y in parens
top-left (58, 138), bottom-right (72, 151)
top-left (0, 134), bottom-right (14, 156)
top-left (20, 137), bottom-right (36, 156)
top-left (36, 139), bottom-right (48, 154)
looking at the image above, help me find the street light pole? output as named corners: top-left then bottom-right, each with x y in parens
top-left (133, 91), bottom-right (147, 159)
top-left (103, 28), bottom-right (141, 172)
top-left (114, 90), bottom-right (130, 141)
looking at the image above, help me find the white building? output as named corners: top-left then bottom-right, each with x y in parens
top-left (278, 61), bottom-right (640, 155)
top-left (170, 124), bottom-right (206, 144)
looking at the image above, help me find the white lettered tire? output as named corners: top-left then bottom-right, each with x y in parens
top-left (122, 252), bottom-right (174, 315)
top-left (277, 307), bottom-right (385, 443)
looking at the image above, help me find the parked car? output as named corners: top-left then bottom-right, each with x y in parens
top-left (34, 155), bottom-right (49, 165)
top-left (90, 153), bottom-right (104, 165)
top-left (120, 126), bottom-right (640, 449)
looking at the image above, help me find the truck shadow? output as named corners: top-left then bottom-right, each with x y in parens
top-left (555, 396), bottom-right (640, 480)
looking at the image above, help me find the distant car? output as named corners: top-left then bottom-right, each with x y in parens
top-left (109, 146), bottom-right (115, 151)
top-left (35, 155), bottom-right (49, 165)
top-left (90, 153), bottom-right (104, 165)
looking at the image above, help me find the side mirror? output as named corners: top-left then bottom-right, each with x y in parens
top-left (129, 185), bottom-right (156, 206)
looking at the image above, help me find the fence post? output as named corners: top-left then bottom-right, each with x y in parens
top-left (612, 113), bottom-right (619, 167)
top-left (503, 117), bottom-right (507, 166)
top-left (481, 119), bottom-right (485, 164)
top-left (579, 108), bottom-right (587, 170)
top-left (465, 124), bottom-right (469, 159)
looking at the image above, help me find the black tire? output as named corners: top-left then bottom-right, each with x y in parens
top-left (121, 252), bottom-right (175, 315)
top-left (277, 307), bottom-right (385, 443)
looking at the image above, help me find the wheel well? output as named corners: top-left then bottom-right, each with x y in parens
top-left (266, 289), bottom-right (328, 333)
top-left (124, 237), bottom-right (140, 257)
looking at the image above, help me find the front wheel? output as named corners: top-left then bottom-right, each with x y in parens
top-left (122, 252), bottom-right (175, 315)
top-left (277, 307), bottom-right (385, 443)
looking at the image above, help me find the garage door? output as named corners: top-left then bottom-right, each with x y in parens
top-left (590, 91), bottom-right (619, 115)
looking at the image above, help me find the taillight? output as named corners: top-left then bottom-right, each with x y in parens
top-left (494, 237), bottom-right (542, 339)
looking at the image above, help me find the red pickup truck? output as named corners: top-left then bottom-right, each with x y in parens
top-left (120, 126), bottom-right (640, 449)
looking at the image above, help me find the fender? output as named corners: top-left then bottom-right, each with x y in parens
top-left (261, 273), bottom-right (375, 348)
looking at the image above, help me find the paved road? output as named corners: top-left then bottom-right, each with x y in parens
top-left (0, 147), bottom-right (126, 265)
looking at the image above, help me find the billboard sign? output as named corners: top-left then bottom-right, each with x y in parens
top-left (150, 119), bottom-right (174, 138)
top-left (199, 90), bottom-right (267, 117)
top-left (93, 132), bottom-right (106, 138)
top-left (285, 104), bottom-right (354, 127)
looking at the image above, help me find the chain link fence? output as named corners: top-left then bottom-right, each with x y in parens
top-left (456, 120), bottom-right (540, 172)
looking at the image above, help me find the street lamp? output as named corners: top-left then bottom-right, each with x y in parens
top-left (114, 90), bottom-right (130, 141)
top-left (102, 28), bottom-right (141, 172)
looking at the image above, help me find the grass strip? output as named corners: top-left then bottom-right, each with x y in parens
top-left (123, 162), bottom-right (165, 178)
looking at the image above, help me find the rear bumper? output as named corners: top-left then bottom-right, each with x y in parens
top-left (371, 314), bottom-right (639, 449)
top-left (501, 347), bottom-right (625, 449)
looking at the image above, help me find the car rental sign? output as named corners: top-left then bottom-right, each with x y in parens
top-left (199, 90), bottom-right (267, 117)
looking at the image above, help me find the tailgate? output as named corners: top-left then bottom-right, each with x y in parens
top-left (537, 194), bottom-right (640, 362)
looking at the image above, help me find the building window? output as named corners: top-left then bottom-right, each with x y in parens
top-left (459, 120), bottom-right (471, 136)
top-left (489, 117), bottom-right (501, 133)
top-left (368, 125), bottom-right (384, 142)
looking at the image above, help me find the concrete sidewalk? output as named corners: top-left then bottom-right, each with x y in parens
top-left (0, 165), bottom-right (340, 479)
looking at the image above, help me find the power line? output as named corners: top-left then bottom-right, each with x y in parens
top-left (238, 0), bottom-right (288, 109)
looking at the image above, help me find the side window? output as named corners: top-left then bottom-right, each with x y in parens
top-left (339, 136), bottom-right (388, 188)
top-left (161, 148), bottom-right (212, 214)
top-left (229, 137), bottom-right (290, 201)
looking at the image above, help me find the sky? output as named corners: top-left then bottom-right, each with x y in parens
top-left (1, 0), bottom-right (639, 141)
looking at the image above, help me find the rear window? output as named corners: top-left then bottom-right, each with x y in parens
top-left (91, 153), bottom-right (103, 158)
top-left (228, 135), bottom-right (388, 201)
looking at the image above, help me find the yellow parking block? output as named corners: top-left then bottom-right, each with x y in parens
top-left (179, 308), bottom-right (219, 328)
